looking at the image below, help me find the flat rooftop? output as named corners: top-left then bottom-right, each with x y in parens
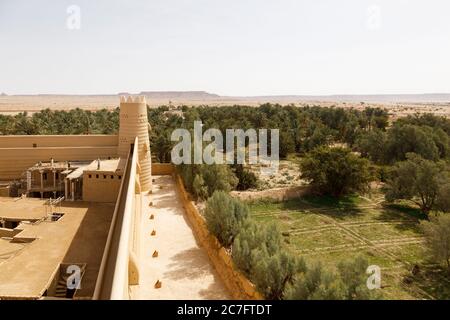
top-left (27, 160), bottom-right (90, 171)
top-left (84, 158), bottom-right (126, 173)
top-left (0, 198), bottom-right (114, 299)
top-left (0, 197), bottom-right (48, 221)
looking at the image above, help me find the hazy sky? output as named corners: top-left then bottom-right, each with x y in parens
top-left (0, 0), bottom-right (449, 95)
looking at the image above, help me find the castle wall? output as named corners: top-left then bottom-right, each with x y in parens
top-left (174, 173), bottom-right (263, 300)
top-left (0, 135), bottom-right (119, 181)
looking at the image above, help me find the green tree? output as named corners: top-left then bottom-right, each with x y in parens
top-left (232, 222), bottom-right (282, 276)
top-left (385, 124), bottom-right (440, 162)
top-left (300, 146), bottom-right (372, 196)
top-left (385, 153), bottom-right (449, 214)
top-left (200, 164), bottom-right (238, 196)
top-left (279, 130), bottom-right (296, 158)
top-left (420, 214), bottom-right (450, 270)
top-left (337, 256), bottom-right (381, 300)
top-left (192, 174), bottom-right (208, 201)
top-left (204, 191), bottom-right (249, 248)
top-left (435, 183), bottom-right (450, 213)
top-left (234, 164), bottom-right (258, 191)
top-left (251, 248), bottom-right (305, 300)
top-left (356, 129), bottom-right (387, 163)
top-left (284, 262), bottom-right (346, 300)
top-left (285, 256), bottom-right (381, 300)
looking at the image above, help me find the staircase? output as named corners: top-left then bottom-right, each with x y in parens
top-left (53, 263), bottom-right (86, 299)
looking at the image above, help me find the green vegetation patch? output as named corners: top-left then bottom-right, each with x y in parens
top-left (348, 223), bottom-right (422, 242)
top-left (289, 228), bottom-right (362, 250)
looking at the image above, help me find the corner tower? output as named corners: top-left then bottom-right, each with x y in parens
top-left (118, 96), bottom-right (152, 191)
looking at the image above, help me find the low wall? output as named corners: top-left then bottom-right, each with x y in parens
top-left (0, 186), bottom-right (9, 197)
top-left (0, 228), bottom-right (22, 238)
top-left (151, 163), bottom-right (174, 176)
top-left (231, 185), bottom-right (312, 202)
top-left (175, 174), bottom-right (263, 300)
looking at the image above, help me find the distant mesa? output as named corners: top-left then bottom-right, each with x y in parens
top-left (137, 91), bottom-right (220, 100)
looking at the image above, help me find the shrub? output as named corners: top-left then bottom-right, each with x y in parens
top-left (232, 220), bottom-right (305, 300)
top-left (284, 262), bottom-right (346, 300)
top-left (204, 191), bottom-right (249, 248)
top-left (192, 174), bottom-right (208, 201)
top-left (285, 256), bottom-right (381, 300)
top-left (251, 248), bottom-right (305, 300)
top-left (421, 214), bottom-right (450, 270)
top-left (234, 164), bottom-right (258, 191)
top-left (232, 222), bottom-right (282, 276)
top-left (337, 256), bottom-right (381, 300)
top-left (179, 164), bottom-right (238, 199)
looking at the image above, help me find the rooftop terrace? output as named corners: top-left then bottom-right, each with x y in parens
top-left (0, 198), bottom-right (114, 299)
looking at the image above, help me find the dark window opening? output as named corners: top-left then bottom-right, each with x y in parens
top-left (88, 174), bottom-right (92, 179)
top-left (55, 173), bottom-right (59, 180)
top-left (111, 175), bottom-right (114, 179)
top-left (96, 174), bottom-right (99, 179)
top-left (4, 220), bottom-right (19, 229)
top-left (43, 173), bottom-right (48, 180)
top-left (50, 213), bottom-right (64, 222)
top-left (32, 143), bottom-right (37, 148)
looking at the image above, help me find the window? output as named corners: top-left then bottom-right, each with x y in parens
top-left (43, 173), bottom-right (48, 180)
top-left (32, 143), bottom-right (37, 148)
top-left (55, 173), bottom-right (59, 180)
top-left (111, 175), bottom-right (114, 179)
top-left (118, 175), bottom-right (122, 180)
top-left (103, 175), bottom-right (107, 179)
top-left (96, 174), bottom-right (99, 179)
top-left (88, 174), bottom-right (92, 179)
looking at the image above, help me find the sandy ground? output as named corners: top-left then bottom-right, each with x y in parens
top-left (130, 175), bottom-right (229, 300)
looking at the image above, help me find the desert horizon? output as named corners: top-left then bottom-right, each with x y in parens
top-left (1, 91), bottom-right (449, 119)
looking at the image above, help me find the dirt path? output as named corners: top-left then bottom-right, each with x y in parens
top-left (130, 175), bottom-right (230, 300)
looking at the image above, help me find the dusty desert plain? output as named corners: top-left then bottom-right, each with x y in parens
top-left (0, 93), bottom-right (450, 119)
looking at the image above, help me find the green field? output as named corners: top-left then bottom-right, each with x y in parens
top-left (247, 194), bottom-right (450, 300)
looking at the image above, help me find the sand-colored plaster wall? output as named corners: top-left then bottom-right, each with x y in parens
top-left (82, 171), bottom-right (122, 203)
top-left (0, 135), bottom-right (118, 148)
top-left (175, 174), bottom-right (263, 300)
top-left (0, 186), bottom-right (9, 197)
top-left (0, 135), bottom-right (119, 180)
top-left (151, 163), bottom-right (174, 176)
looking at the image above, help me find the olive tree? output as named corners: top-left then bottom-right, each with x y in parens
top-left (204, 191), bottom-right (249, 248)
top-left (385, 153), bottom-right (449, 214)
top-left (421, 214), bottom-right (450, 270)
top-left (300, 146), bottom-right (372, 196)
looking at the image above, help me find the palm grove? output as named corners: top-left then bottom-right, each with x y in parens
top-left (1, 104), bottom-right (450, 298)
